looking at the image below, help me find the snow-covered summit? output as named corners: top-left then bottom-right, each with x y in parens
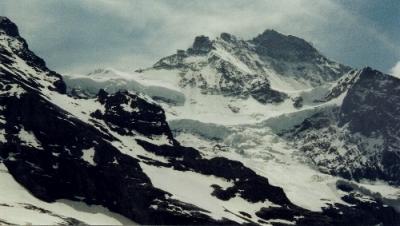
top-left (143, 29), bottom-right (351, 96)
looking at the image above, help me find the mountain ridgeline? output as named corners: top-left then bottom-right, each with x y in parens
top-left (145, 29), bottom-right (350, 104)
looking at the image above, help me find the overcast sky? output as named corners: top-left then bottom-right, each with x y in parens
top-left (0, 0), bottom-right (399, 75)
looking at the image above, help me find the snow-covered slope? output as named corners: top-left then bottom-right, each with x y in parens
top-left (64, 67), bottom-right (343, 125)
top-left (64, 68), bottom-right (186, 105)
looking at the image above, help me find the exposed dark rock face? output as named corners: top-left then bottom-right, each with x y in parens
top-left (248, 80), bottom-right (287, 104)
top-left (0, 16), bottom-right (19, 37)
top-left (319, 69), bottom-right (359, 102)
top-left (92, 89), bottom-right (176, 142)
top-left (188, 35), bottom-right (214, 55)
top-left (220, 32), bottom-right (237, 43)
top-left (339, 67), bottom-right (400, 184)
top-left (285, 68), bottom-right (400, 185)
top-left (339, 67), bottom-right (400, 136)
top-left (251, 29), bottom-right (319, 62)
top-left (293, 96), bottom-right (303, 108)
top-left (211, 60), bottom-right (288, 103)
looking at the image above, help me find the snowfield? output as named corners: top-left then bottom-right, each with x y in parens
top-left (63, 66), bottom-right (400, 216)
top-left (64, 68), bottom-right (345, 126)
top-left (64, 68), bottom-right (186, 106)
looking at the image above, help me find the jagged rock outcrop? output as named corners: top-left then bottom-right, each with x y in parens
top-left (187, 35), bottom-right (214, 55)
top-left (92, 89), bottom-right (176, 140)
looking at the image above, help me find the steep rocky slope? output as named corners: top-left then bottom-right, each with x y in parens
top-left (284, 67), bottom-right (400, 186)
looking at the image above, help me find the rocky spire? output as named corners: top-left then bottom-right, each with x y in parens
top-left (187, 35), bottom-right (213, 54)
top-left (220, 32), bottom-right (237, 43)
top-left (0, 16), bottom-right (66, 94)
top-left (0, 16), bottom-right (20, 37)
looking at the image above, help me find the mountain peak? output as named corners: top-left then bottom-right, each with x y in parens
top-left (0, 16), bottom-right (20, 37)
top-left (359, 66), bottom-right (378, 75)
top-left (0, 16), bottom-right (66, 94)
top-left (251, 29), bottom-right (319, 62)
top-left (355, 66), bottom-right (393, 82)
top-left (252, 29), bottom-right (288, 43)
top-left (187, 35), bottom-right (213, 54)
top-left (219, 32), bottom-right (238, 43)
top-left (259, 29), bottom-right (281, 36)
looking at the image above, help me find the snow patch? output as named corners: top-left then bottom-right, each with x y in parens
top-left (81, 147), bottom-right (96, 166)
top-left (18, 127), bottom-right (42, 149)
top-left (0, 129), bottom-right (6, 143)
